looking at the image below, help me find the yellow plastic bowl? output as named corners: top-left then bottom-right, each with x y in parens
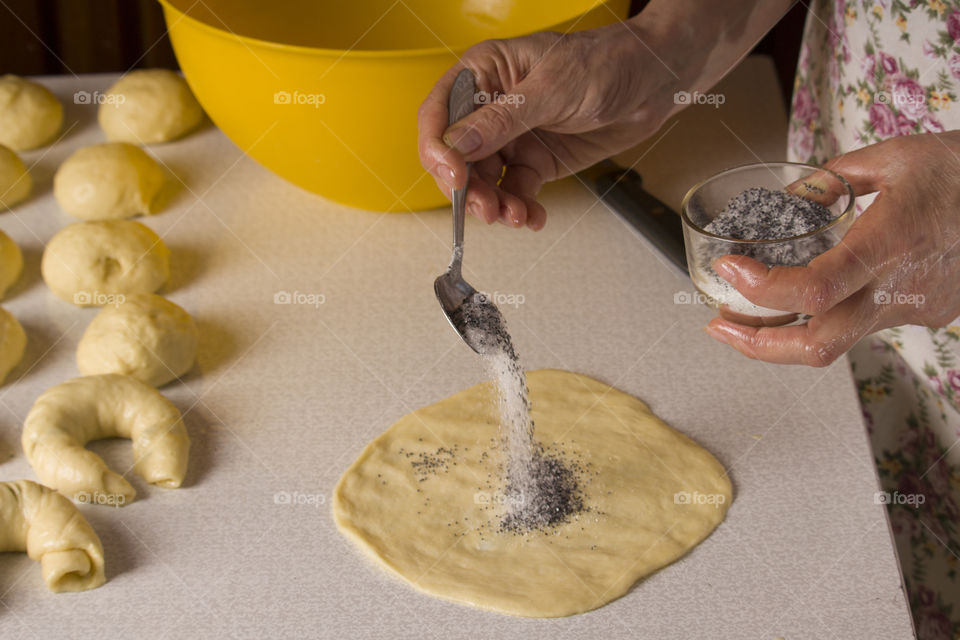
top-left (158, 0), bottom-right (629, 211)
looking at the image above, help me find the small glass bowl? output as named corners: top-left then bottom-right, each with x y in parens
top-left (680, 162), bottom-right (855, 324)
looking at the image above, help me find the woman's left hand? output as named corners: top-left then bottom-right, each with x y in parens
top-left (704, 131), bottom-right (960, 366)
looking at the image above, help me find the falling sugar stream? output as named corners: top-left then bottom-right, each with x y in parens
top-left (462, 293), bottom-right (583, 531)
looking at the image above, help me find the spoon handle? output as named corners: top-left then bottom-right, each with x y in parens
top-left (448, 69), bottom-right (476, 274)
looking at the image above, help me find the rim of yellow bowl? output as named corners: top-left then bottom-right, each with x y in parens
top-left (157, 0), bottom-right (620, 58)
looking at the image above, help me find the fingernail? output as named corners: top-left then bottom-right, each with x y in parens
top-left (501, 204), bottom-right (519, 227)
top-left (712, 259), bottom-right (738, 283)
top-left (443, 126), bottom-right (481, 154)
top-left (467, 202), bottom-right (481, 219)
top-left (438, 164), bottom-right (455, 187)
top-left (704, 325), bottom-right (729, 345)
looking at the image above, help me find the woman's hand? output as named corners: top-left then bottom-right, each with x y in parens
top-left (417, 24), bottom-right (680, 230)
top-left (705, 132), bottom-right (960, 366)
top-left (417, 1), bottom-right (794, 229)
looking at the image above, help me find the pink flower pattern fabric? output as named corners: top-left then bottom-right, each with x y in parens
top-left (788, 2), bottom-right (960, 637)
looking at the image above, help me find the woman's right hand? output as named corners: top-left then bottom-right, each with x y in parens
top-left (417, 23), bottom-right (683, 230)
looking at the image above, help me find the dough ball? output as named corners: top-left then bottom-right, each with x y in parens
top-left (0, 75), bottom-right (63, 151)
top-left (53, 142), bottom-right (165, 221)
top-left (0, 230), bottom-right (23, 299)
top-left (0, 144), bottom-right (31, 209)
top-left (77, 293), bottom-right (198, 387)
top-left (0, 306), bottom-right (26, 384)
top-left (41, 220), bottom-right (170, 306)
top-left (98, 70), bottom-right (204, 144)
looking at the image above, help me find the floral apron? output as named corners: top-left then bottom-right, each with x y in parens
top-left (788, 2), bottom-right (960, 638)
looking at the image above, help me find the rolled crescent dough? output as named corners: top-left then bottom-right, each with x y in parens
top-left (0, 479), bottom-right (105, 592)
top-left (22, 374), bottom-right (190, 505)
top-left (334, 369), bottom-right (732, 618)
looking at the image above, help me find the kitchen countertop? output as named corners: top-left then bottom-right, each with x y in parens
top-left (0, 57), bottom-right (915, 639)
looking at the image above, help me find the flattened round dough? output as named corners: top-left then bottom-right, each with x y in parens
top-left (98, 69), bottom-right (204, 144)
top-left (0, 75), bottom-right (63, 151)
top-left (0, 306), bottom-right (25, 384)
top-left (334, 369), bottom-right (732, 618)
top-left (77, 293), bottom-right (199, 387)
top-left (0, 144), bottom-right (31, 209)
top-left (0, 229), bottom-right (23, 298)
top-left (41, 220), bottom-right (170, 306)
top-left (53, 142), bottom-right (165, 220)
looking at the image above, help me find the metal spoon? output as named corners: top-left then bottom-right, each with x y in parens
top-left (434, 69), bottom-right (491, 353)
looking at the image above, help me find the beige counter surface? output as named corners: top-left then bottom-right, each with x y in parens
top-left (0, 57), bottom-right (915, 639)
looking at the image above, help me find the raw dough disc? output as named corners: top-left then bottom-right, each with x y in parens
top-left (0, 229), bottom-right (23, 298)
top-left (53, 142), bottom-right (165, 220)
top-left (0, 306), bottom-right (26, 385)
top-left (0, 144), bottom-right (31, 209)
top-left (0, 75), bottom-right (63, 151)
top-left (41, 220), bottom-right (170, 306)
top-left (333, 369), bottom-right (732, 618)
top-left (98, 69), bottom-right (204, 144)
top-left (77, 293), bottom-right (199, 386)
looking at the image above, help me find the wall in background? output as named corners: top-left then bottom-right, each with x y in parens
top-left (0, 0), bottom-right (176, 75)
top-left (0, 0), bottom-right (805, 106)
